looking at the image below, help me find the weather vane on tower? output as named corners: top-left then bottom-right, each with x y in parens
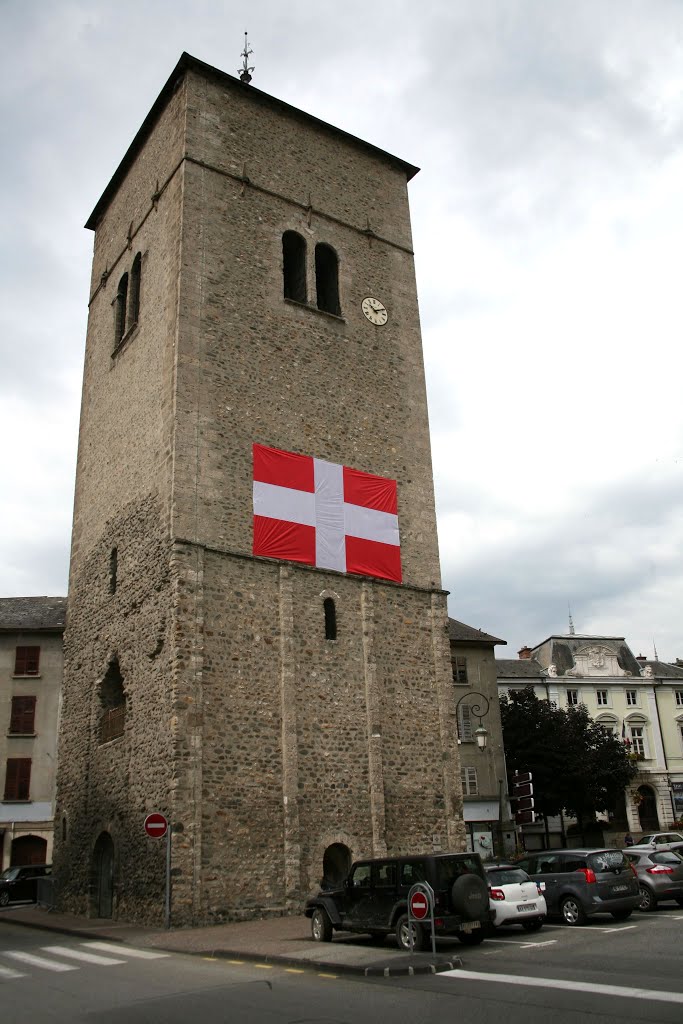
top-left (238, 32), bottom-right (254, 84)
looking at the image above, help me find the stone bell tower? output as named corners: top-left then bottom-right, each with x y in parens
top-left (54, 52), bottom-right (464, 925)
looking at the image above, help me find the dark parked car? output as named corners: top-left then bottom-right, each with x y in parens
top-left (305, 852), bottom-right (492, 950)
top-left (0, 864), bottom-right (52, 906)
top-left (624, 848), bottom-right (683, 911)
top-left (515, 848), bottom-right (639, 925)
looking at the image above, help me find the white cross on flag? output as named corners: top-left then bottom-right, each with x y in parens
top-left (253, 443), bottom-right (402, 583)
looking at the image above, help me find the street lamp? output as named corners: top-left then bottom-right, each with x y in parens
top-left (454, 691), bottom-right (491, 751)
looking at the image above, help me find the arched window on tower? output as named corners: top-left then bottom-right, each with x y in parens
top-left (99, 657), bottom-right (126, 743)
top-left (324, 597), bottom-right (337, 641)
top-left (114, 272), bottom-right (128, 348)
top-left (128, 252), bottom-right (141, 328)
top-left (315, 243), bottom-right (340, 316)
top-left (282, 231), bottom-right (307, 303)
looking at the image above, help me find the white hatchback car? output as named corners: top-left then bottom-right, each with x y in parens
top-left (485, 864), bottom-right (547, 932)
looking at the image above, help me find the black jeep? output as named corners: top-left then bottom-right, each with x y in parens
top-left (305, 852), bottom-right (491, 950)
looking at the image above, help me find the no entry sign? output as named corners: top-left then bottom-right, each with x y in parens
top-left (409, 890), bottom-right (429, 920)
top-left (144, 812), bottom-right (168, 839)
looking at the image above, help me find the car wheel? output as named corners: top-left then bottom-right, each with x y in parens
top-left (395, 913), bottom-right (425, 952)
top-left (521, 919), bottom-right (543, 932)
top-left (560, 896), bottom-right (587, 926)
top-left (458, 929), bottom-right (485, 945)
top-left (610, 909), bottom-right (633, 921)
top-left (638, 886), bottom-right (656, 912)
top-left (0, 891), bottom-right (9, 907)
top-left (310, 907), bottom-right (333, 942)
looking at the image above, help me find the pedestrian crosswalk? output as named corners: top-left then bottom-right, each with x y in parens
top-left (0, 941), bottom-right (169, 981)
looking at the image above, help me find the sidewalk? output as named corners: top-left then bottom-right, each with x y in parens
top-left (0, 904), bottom-right (462, 977)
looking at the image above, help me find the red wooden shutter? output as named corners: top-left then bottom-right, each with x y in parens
top-left (4, 758), bottom-right (32, 800)
top-left (9, 697), bottom-right (36, 734)
top-left (14, 646), bottom-right (40, 675)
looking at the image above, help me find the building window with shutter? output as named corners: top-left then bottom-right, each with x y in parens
top-left (629, 726), bottom-right (646, 758)
top-left (4, 758), bottom-right (31, 800)
top-left (14, 646), bottom-right (40, 676)
top-left (452, 656), bottom-right (468, 685)
top-left (9, 696), bottom-right (36, 734)
top-left (457, 703), bottom-right (473, 742)
top-left (461, 766), bottom-right (478, 796)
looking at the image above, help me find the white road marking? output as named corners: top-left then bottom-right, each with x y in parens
top-left (41, 945), bottom-right (125, 966)
top-left (0, 963), bottom-right (26, 980)
top-left (85, 942), bottom-right (169, 959)
top-left (3, 951), bottom-right (77, 972)
top-left (440, 969), bottom-right (683, 1005)
top-left (519, 940), bottom-right (557, 948)
top-left (591, 925), bottom-right (637, 933)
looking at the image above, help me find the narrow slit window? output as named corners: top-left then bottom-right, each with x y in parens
top-left (114, 272), bottom-right (129, 347)
top-left (315, 243), bottom-right (340, 316)
top-left (110, 547), bottom-right (118, 594)
top-left (324, 597), bottom-right (337, 641)
top-left (128, 252), bottom-right (141, 327)
top-left (282, 231), bottom-right (307, 303)
top-left (99, 657), bottom-right (126, 743)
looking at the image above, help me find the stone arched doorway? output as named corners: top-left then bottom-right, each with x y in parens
top-left (322, 843), bottom-right (351, 888)
top-left (11, 835), bottom-right (47, 866)
top-left (92, 832), bottom-right (115, 918)
top-left (637, 785), bottom-right (659, 831)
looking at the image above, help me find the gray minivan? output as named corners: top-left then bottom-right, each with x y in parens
top-left (516, 848), bottom-right (639, 925)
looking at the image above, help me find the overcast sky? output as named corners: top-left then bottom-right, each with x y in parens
top-left (1, 1), bottom-right (682, 660)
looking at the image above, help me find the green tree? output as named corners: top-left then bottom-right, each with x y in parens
top-left (499, 688), bottom-right (638, 827)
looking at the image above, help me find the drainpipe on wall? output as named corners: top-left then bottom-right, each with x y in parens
top-left (651, 683), bottom-right (673, 825)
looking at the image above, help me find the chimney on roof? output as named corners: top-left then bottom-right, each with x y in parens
top-left (636, 654), bottom-right (647, 663)
top-left (518, 646), bottom-right (532, 660)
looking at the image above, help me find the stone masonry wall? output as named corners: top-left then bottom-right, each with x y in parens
top-left (55, 495), bottom-right (173, 923)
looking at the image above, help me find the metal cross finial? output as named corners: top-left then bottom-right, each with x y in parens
top-left (239, 31), bottom-right (254, 84)
top-left (568, 603), bottom-right (575, 635)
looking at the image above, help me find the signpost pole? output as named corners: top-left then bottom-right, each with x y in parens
top-left (165, 823), bottom-right (171, 930)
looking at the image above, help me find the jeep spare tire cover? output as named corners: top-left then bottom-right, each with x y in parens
top-left (451, 874), bottom-right (488, 920)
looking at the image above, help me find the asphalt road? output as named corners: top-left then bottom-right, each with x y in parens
top-left (1, 906), bottom-right (681, 1023)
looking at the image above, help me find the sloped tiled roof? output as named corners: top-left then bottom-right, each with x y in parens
top-left (447, 618), bottom-right (506, 646)
top-left (0, 597), bottom-right (67, 632)
top-left (641, 660), bottom-right (683, 679)
top-left (495, 658), bottom-right (545, 679)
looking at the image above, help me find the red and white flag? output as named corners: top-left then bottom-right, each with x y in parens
top-left (253, 443), bottom-right (402, 583)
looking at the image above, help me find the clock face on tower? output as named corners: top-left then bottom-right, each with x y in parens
top-left (361, 296), bottom-right (388, 325)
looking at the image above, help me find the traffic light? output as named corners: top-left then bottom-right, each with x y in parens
top-left (511, 770), bottom-right (537, 825)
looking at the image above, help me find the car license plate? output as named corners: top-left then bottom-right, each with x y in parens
top-left (461, 920), bottom-right (481, 933)
top-left (517, 903), bottom-right (537, 912)
top-left (612, 885), bottom-right (628, 893)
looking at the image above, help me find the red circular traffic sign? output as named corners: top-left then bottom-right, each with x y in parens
top-left (410, 891), bottom-right (429, 920)
top-left (144, 813), bottom-right (168, 839)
